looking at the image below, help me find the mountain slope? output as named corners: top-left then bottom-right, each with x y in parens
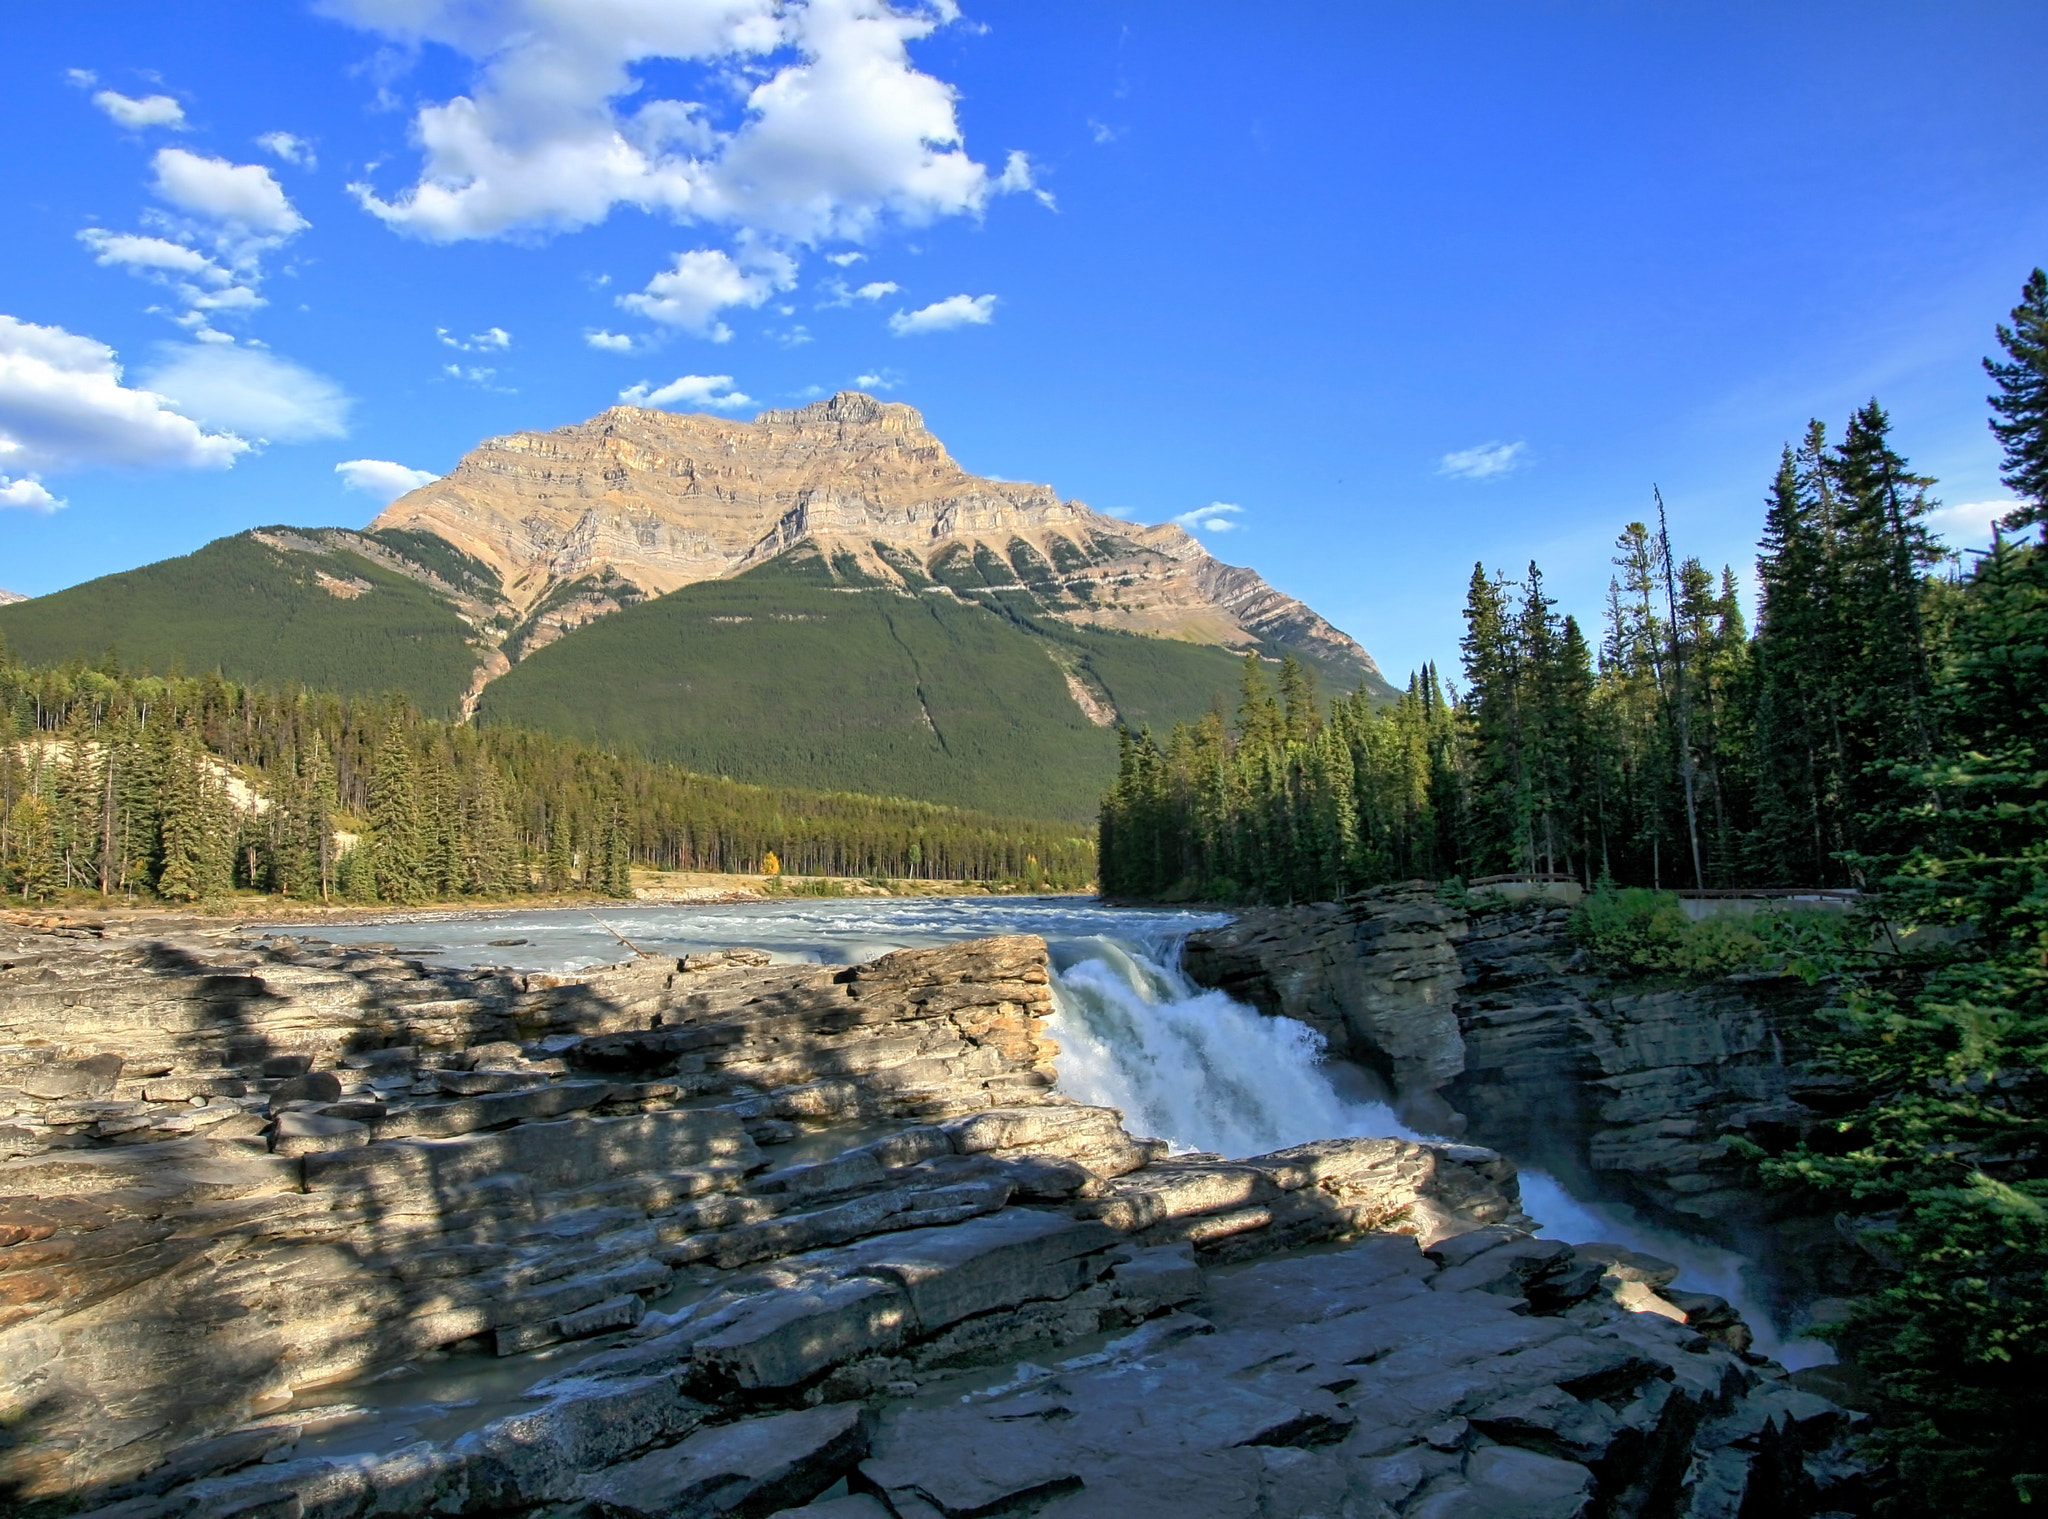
top-left (477, 547), bottom-right (1258, 819)
top-left (373, 391), bottom-right (1393, 698)
top-left (0, 528), bottom-right (503, 715)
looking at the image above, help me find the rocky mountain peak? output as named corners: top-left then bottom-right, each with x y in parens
top-left (370, 396), bottom-right (1388, 697)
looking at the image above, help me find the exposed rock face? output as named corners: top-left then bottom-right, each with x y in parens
top-left (370, 392), bottom-right (1386, 691)
top-left (0, 588), bottom-right (25, 606)
top-left (1182, 891), bottom-right (1846, 1233)
top-left (0, 922), bottom-right (1530, 1508)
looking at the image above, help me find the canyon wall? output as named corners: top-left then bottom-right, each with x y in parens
top-left (1183, 887), bottom-right (1850, 1238)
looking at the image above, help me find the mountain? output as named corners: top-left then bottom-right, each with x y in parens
top-left (372, 392), bottom-right (1388, 694)
top-left (0, 589), bottom-right (25, 606)
top-left (0, 394), bottom-right (1393, 817)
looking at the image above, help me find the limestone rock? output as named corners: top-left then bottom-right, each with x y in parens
top-left (369, 393), bottom-right (1385, 691)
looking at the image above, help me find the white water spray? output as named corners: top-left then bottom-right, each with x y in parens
top-left (1045, 935), bottom-right (1415, 1156)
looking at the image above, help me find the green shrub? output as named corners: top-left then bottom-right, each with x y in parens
top-left (1570, 886), bottom-right (1863, 979)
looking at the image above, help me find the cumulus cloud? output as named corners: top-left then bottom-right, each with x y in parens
top-left (585, 329), bottom-right (636, 352)
top-left (825, 250), bottom-right (866, 266)
top-left (1927, 499), bottom-right (2025, 549)
top-left (618, 373), bottom-right (754, 410)
top-left (0, 314), bottom-right (246, 477)
top-left (888, 292), bottom-right (995, 335)
top-left (81, 150), bottom-right (311, 334)
top-left (326, 0), bottom-right (1038, 248)
top-left (336, 458), bottom-right (437, 504)
top-left (620, 248), bottom-right (795, 339)
top-left (93, 90), bottom-right (186, 130)
top-left (141, 343), bottom-right (350, 443)
top-left (152, 149), bottom-right (306, 236)
top-left (438, 325), bottom-right (511, 350)
top-left (256, 131), bottom-right (315, 167)
top-left (853, 369), bottom-right (899, 391)
top-left (1173, 502), bottom-right (1243, 534)
top-left (1, 477), bottom-right (64, 512)
top-left (1438, 440), bottom-right (1528, 481)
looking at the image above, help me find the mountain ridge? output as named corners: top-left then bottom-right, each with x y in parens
top-left (371, 391), bottom-right (1387, 695)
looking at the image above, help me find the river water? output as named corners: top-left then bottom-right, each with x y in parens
top-left (288, 895), bottom-right (1825, 1366)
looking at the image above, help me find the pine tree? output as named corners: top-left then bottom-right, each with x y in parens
top-left (154, 733), bottom-right (209, 903)
top-left (368, 725), bottom-right (428, 904)
top-left (1985, 267), bottom-right (2048, 531)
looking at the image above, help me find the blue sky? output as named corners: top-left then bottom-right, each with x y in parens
top-left (4, 3), bottom-right (2046, 683)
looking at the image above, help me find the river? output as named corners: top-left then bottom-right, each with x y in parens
top-left (288, 894), bottom-right (1825, 1366)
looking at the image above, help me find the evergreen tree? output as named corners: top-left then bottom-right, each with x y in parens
top-left (1985, 267), bottom-right (2048, 530)
top-left (368, 725), bottom-right (428, 904)
top-left (154, 733), bottom-right (209, 903)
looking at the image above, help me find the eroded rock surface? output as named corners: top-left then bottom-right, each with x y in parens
top-left (1183, 888), bottom-right (1845, 1229)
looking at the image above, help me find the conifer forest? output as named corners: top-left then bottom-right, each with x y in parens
top-left (1106, 269), bottom-right (2048, 1516)
top-left (0, 664), bottom-right (1097, 906)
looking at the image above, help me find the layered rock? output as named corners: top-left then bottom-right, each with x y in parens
top-left (369, 392), bottom-right (1386, 692)
top-left (1182, 889), bottom-right (1848, 1232)
top-left (0, 922), bottom-right (1533, 1507)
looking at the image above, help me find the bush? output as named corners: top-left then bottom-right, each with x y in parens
top-left (1570, 886), bottom-right (1862, 980)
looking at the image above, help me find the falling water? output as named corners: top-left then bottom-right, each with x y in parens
top-left (1044, 935), bottom-right (1416, 1156)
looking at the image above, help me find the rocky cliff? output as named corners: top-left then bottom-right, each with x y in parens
top-left (0, 917), bottom-right (1864, 1517)
top-left (1183, 888), bottom-right (1851, 1243)
top-left (372, 392), bottom-right (1386, 691)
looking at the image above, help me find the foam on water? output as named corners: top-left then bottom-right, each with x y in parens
top-left (1046, 934), bottom-right (1416, 1157)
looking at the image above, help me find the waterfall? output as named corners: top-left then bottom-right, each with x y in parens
top-left (1044, 935), bottom-right (1416, 1157)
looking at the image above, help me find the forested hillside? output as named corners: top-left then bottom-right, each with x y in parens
top-left (479, 548), bottom-right (1267, 820)
top-left (0, 529), bottom-right (498, 716)
top-left (0, 656), bottom-right (1096, 907)
top-left (1104, 268), bottom-right (2048, 1518)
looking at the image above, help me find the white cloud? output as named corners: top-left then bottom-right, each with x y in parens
top-left (152, 149), bottom-right (306, 236)
top-left (66, 69), bottom-right (98, 89)
top-left (889, 292), bottom-right (996, 335)
top-left (141, 343), bottom-right (350, 443)
top-left (1438, 440), bottom-right (1528, 481)
top-left (257, 131), bottom-right (315, 168)
top-left (93, 90), bottom-right (186, 130)
top-left (443, 363), bottom-right (498, 384)
top-left (994, 149), bottom-right (1054, 208)
top-left (0, 314), bottom-right (246, 473)
top-left (336, 458), bottom-right (437, 503)
top-left (818, 276), bottom-right (899, 307)
top-left (618, 374), bottom-right (753, 410)
top-left (620, 247), bottom-right (795, 339)
top-left (1088, 119), bottom-right (1119, 145)
top-left (1928, 499), bottom-right (2024, 549)
top-left (1173, 502), bottom-right (1244, 534)
top-left (853, 369), bottom-right (900, 391)
top-left (327, 0), bottom-right (1038, 247)
top-left (438, 325), bottom-right (511, 350)
top-left (79, 229), bottom-right (226, 281)
top-left (585, 329), bottom-right (635, 353)
top-left (825, 251), bottom-right (866, 266)
top-left (0, 477), bottom-right (64, 512)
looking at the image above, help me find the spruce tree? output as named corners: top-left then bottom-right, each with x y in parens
top-left (154, 734), bottom-right (208, 903)
top-left (1985, 267), bottom-right (2048, 530)
top-left (368, 725), bottom-right (428, 904)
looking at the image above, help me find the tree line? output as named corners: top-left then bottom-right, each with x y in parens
top-left (0, 661), bottom-right (1097, 905)
top-left (1101, 387), bottom-right (1966, 904)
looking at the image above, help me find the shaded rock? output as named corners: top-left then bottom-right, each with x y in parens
top-left (582, 1403), bottom-right (868, 1519)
